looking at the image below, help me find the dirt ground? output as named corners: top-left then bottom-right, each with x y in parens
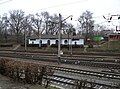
top-left (0, 74), bottom-right (46, 89)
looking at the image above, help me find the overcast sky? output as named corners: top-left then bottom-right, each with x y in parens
top-left (0, 0), bottom-right (120, 27)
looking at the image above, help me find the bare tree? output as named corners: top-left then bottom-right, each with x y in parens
top-left (41, 11), bottom-right (50, 34)
top-left (0, 14), bottom-right (9, 42)
top-left (48, 14), bottom-right (59, 34)
top-left (49, 14), bottom-right (75, 35)
top-left (23, 15), bottom-right (34, 37)
top-left (30, 12), bottom-right (74, 35)
top-left (78, 10), bottom-right (94, 44)
top-left (30, 13), bottom-right (43, 47)
top-left (99, 25), bottom-right (114, 36)
top-left (31, 13), bottom-right (42, 36)
top-left (9, 10), bottom-right (25, 43)
top-left (63, 23), bottom-right (75, 34)
top-left (0, 16), bottom-right (4, 41)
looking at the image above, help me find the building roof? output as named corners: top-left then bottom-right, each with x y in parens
top-left (108, 33), bottom-right (120, 36)
top-left (28, 34), bottom-right (84, 39)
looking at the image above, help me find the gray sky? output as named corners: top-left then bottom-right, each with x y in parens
top-left (0, 0), bottom-right (120, 27)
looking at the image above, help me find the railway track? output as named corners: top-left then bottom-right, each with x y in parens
top-left (0, 50), bottom-right (120, 59)
top-left (51, 66), bottom-right (120, 80)
top-left (0, 50), bottom-right (120, 56)
top-left (45, 74), bottom-right (119, 89)
top-left (48, 66), bottom-right (120, 89)
top-left (0, 51), bottom-right (120, 88)
top-left (0, 51), bottom-right (120, 69)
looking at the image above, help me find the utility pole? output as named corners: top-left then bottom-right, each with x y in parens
top-left (39, 31), bottom-right (41, 48)
top-left (85, 17), bottom-right (88, 45)
top-left (38, 19), bottom-right (42, 48)
top-left (70, 28), bottom-right (73, 56)
top-left (24, 28), bottom-right (27, 51)
top-left (58, 13), bottom-right (62, 63)
top-left (58, 14), bottom-right (73, 63)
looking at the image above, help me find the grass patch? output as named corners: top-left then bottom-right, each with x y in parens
top-left (47, 87), bottom-right (60, 89)
top-left (0, 40), bottom-right (119, 53)
top-left (99, 41), bottom-right (120, 50)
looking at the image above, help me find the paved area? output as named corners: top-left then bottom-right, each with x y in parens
top-left (13, 44), bottom-right (21, 50)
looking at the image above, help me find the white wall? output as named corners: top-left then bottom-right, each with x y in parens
top-left (50, 39), bottom-right (56, 45)
top-left (42, 39), bottom-right (48, 44)
top-left (29, 39), bottom-right (56, 45)
top-left (72, 39), bottom-right (84, 45)
top-left (61, 39), bottom-right (84, 45)
top-left (29, 39), bottom-right (41, 44)
top-left (29, 38), bottom-right (84, 45)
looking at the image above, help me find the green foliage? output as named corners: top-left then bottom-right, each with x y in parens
top-left (94, 36), bottom-right (104, 41)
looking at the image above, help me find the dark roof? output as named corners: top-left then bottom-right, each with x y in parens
top-left (104, 33), bottom-right (120, 37)
top-left (108, 33), bottom-right (120, 36)
top-left (28, 34), bottom-right (84, 39)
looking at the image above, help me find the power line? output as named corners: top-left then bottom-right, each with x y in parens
top-left (0, 0), bottom-right (13, 5)
top-left (0, 0), bottom-right (6, 1)
top-left (28, 0), bottom-right (88, 13)
top-left (93, 10), bottom-right (120, 19)
top-left (40, 0), bottom-right (88, 10)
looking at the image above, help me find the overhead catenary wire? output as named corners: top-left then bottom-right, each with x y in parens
top-left (27, 0), bottom-right (88, 13)
top-left (93, 10), bottom-right (120, 19)
top-left (0, 0), bottom-right (119, 19)
top-left (0, 0), bottom-right (5, 1)
top-left (0, 0), bottom-right (13, 5)
top-left (0, 0), bottom-right (119, 26)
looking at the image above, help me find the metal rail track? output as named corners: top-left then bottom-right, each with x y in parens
top-left (0, 51), bottom-right (120, 88)
top-left (44, 74), bottom-right (119, 89)
top-left (49, 66), bottom-right (120, 88)
top-left (51, 66), bottom-right (120, 80)
top-left (0, 51), bottom-right (120, 69)
top-left (1, 51), bottom-right (120, 80)
top-left (0, 50), bottom-right (119, 60)
top-left (0, 50), bottom-right (120, 59)
top-left (0, 50), bottom-right (120, 56)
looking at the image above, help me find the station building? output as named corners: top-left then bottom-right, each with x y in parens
top-left (28, 34), bottom-right (84, 46)
top-left (108, 34), bottom-right (120, 41)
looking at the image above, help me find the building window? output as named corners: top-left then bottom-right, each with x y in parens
top-left (56, 40), bottom-right (58, 45)
top-left (75, 41), bottom-right (77, 45)
top-left (32, 41), bottom-right (34, 44)
top-left (40, 40), bottom-right (42, 44)
top-left (64, 40), bottom-right (68, 44)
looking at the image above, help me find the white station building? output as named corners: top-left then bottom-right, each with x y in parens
top-left (28, 34), bottom-right (84, 46)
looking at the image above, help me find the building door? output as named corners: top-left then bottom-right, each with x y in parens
top-left (47, 40), bottom-right (50, 45)
top-left (56, 40), bottom-right (58, 45)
